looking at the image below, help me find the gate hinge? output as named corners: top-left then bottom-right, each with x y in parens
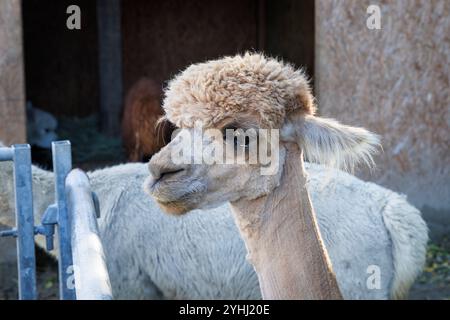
top-left (35, 204), bottom-right (58, 251)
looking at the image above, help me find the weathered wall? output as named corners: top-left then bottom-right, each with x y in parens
top-left (0, 0), bottom-right (24, 293)
top-left (0, 0), bottom-right (26, 145)
top-left (316, 0), bottom-right (450, 239)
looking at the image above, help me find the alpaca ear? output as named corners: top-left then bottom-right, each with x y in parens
top-left (284, 115), bottom-right (380, 171)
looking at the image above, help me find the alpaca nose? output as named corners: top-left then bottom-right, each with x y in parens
top-left (158, 167), bottom-right (185, 181)
top-left (148, 158), bottom-right (186, 182)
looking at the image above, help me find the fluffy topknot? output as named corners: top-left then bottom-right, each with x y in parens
top-left (162, 53), bottom-right (315, 128)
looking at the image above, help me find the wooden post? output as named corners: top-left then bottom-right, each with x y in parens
top-left (97, 0), bottom-right (123, 137)
top-left (0, 0), bottom-right (26, 145)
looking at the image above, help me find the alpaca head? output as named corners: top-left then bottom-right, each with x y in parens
top-left (145, 53), bottom-right (379, 215)
top-left (26, 102), bottom-right (58, 149)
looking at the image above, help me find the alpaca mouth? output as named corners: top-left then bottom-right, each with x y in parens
top-left (148, 168), bottom-right (185, 189)
top-left (154, 191), bottom-right (202, 215)
top-left (155, 193), bottom-right (193, 206)
top-left (154, 187), bottom-right (204, 205)
top-left (145, 173), bottom-right (186, 195)
top-left (144, 175), bottom-right (206, 211)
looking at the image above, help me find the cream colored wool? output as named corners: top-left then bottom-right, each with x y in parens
top-left (162, 53), bottom-right (315, 128)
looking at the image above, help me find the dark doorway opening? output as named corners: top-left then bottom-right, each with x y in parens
top-left (21, 0), bottom-right (315, 169)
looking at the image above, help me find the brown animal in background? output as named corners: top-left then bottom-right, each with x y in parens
top-left (122, 78), bottom-right (174, 161)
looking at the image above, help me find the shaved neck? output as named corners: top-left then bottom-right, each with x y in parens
top-left (230, 143), bottom-right (343, 299)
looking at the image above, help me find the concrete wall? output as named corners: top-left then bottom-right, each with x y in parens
top-left (0, 0), bottom-right (24, 297)
top-left (316, 0), bottom-right (450, 240)
top-left (0, 0), bottom-right (26, 145)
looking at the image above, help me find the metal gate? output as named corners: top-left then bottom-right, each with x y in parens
top-left (0, 141), bottom-right (112, 300)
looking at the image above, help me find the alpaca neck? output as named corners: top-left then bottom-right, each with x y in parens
top-left (230, 144), bottom-right (342, 299)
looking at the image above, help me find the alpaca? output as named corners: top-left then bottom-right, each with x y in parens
top-left (0, 145), bottom-right (426, 299)
top-left (146, 53), bottom-right (428, 299)
top-left (121, 78), bottom-right (174, 162)
top-left (26, 101), bottom-right (58, 149)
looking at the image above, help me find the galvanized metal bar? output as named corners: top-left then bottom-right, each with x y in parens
top-left (66, 169), bottom-right (113, 300)
top-left (52, 141), bottom-right (76, 300)
top-left (11, 144), bottom-right (37, 300)
top-left (0, 147), bottom-right (14, 161)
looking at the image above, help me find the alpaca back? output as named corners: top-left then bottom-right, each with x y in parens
top-left (305, 163), bottom-right (427, 299)
top-left (89, 162), bottom-right (423, 299)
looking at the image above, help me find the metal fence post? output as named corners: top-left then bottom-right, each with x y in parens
top-left (67, 169), bottom-right (113, 299)
top-left (12, 144), bottom-right (37, 300)
top-left (2, 141), bottom-right (113, 300)
top-left (52, 141), bottom-right (76, 300)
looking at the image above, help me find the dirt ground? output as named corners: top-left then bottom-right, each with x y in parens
top-left (409, 238), bottom-right (450, 300)
top-left (0, 246), bottom-right (59, 300)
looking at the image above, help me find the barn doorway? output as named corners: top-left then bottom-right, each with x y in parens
top-left (21, 0), bottom-right (314, 170)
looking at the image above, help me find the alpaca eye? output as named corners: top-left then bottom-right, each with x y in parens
top-left (222, 125), bottom-right (238, 140)
top-left (243, 136), bottom-right (250, 147)
top-left (222, 125), bottom-right (253, 149)
top-left (234, 135), bottom-right (240, 148)
top-left (236, 133), bottom-right (250, 147)
top-left (233, 132), bottom-right (250, 148)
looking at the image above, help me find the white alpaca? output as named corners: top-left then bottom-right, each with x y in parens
top-left (0, 153), bottom-right (426, 299)
top-left (26, 102), bottom-right (58, 149)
